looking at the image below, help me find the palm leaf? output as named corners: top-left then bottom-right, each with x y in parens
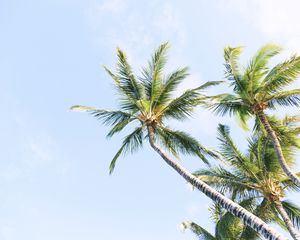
top-left (282, 201), bottom-right (300, 229)
top-left (217, 124), bottom-right (257, 174)
top-left (209, 94), bottom-right (248, 117)
top-left (263, 55), bottom-right (300, 93)
top-left (106, 117), bottom-right (137, 138)
top-left (194, 167), bottom-right (256, 197)
top-left (281, 172), bottom-right (300, 191)
top-left (116, 48), bottom-right (144, 100)
top-left (267, 89), bottom-right (300, 107)
top-left (154, 67), bottom-right (189, 106)
top-left (224, 46), bottom-right (243, 83)
top-left (103, 66), bottom-right (140, 112)
top-left (194, 80), bottom-right (225, 91)
top-left (141, 42), bottom-right (169, 101)
top-left (245, 44), bottom-right (282, 92)
top-left (181, 221), bottom-right (216, 240)
top-left (161, 88), bottom-right (201, 120)
top-left (70, 105), bottom-right (134, 126)
top-left (156, 126), bottom-right (216, 163)
top-left (109, 127), bottom-right (144, 174)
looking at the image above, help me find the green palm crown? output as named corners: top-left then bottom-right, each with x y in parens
top-left (71, 43), bottom-right (219, 173)
top-left (194, 120), bottom-right (300, 237)
top-left (211, 44), bottom-right (300, 124)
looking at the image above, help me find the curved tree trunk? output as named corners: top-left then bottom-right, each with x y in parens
top-left (274, 200), bottom-right (300, 240)
top-left (257, 111), bottom-right (300, 187)
top-left (147, 125), bottom-right (286, 240)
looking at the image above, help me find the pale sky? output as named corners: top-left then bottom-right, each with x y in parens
top-left (1, 0), bottom-right (300, 239)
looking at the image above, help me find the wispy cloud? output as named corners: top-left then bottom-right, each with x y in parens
top-left (95, 0), bottom-right (126, 14)
top-left (85, 1), bottom-right (187, 68)
top-left (219, 0), bottom-right (300, 54)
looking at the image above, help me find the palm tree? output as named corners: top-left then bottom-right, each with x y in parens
top-left (194, 123), bottom-right (300, 239)
top-left (71, 43), bottom-right (285, 240)
top-left (209, 44), bottom-right (300, 187)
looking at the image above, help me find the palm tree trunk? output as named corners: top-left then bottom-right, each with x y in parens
top-left (147, 125), bottom-right (286, 240)
top-left (257, 111), bottom-right (300, 187)
top-left (274, 200), bottom-right (300, 240)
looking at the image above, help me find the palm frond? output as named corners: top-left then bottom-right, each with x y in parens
top-left (194, 80), bottom-right (225, 91)
top-left (181, 221), bottom-right (216, 240)
top-left (245, 44), bottom-right (282, 92)
top-left (253, 115), bottom-right (300, 148)
top-left (194, 167), bottom-right (255, 196)
top-left (267, 89), bottom-right (300, 107)
top-left (263, 55), bottom-right (300, 93)
top-left (208, 202), bottom-right (225, 223)
top-left (161, 88), bottom-right (201, 120)
top-left (224, 46), bottom-right (243, 84)
top-left (116, 48), bottom-right (144, 100)
top-left (102, 66), bottom-right (141, 113)
top-left (141, 42), bottom-right (169, 101)
top-left (281, 172), bottom-right (300, 191)
top-left (70, 105), bottom-right (135, 127)
top-left (217, 125), bottom-right (257, 172)
top-left (235, 107), bottom-right (252, 130)
top-left (109, 126), bottom-right (144, 174)
top-left (282, 201), bottom-right (300, 229)
top-left (208, 94), bottom-right (248, 117)
top-left (156, 126), bottom-right (216, 163)
top-left (106, 117), bottom-right (137, 138)
top-left (248, 44), bottom-right (282, 72)
top-left (154, 67), bottom-right (189, 105)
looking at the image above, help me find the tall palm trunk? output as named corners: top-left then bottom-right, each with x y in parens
top-left (274, 200), bottom-right (300, 240)
top-left (257, 111), bottom-right (300, 187)
top-left (147, 125), bottom-right (286, 240)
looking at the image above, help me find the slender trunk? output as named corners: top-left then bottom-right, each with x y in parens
top-left (274, 200), bottom-right (300, 240)
top-left (257, 111), bottom-right (300, 187)
top-left (147, 125), bottom-right (286, 240)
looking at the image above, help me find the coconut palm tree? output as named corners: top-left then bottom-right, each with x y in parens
top-left (209, 44), bottom-right (300, 187)
top-left (71, 43), bottom-right (285, 240)
top-left (194, 123), bottom-right (300, 239)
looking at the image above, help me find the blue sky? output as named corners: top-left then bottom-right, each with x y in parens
top-left (1, 0), bottom-right (300, 239)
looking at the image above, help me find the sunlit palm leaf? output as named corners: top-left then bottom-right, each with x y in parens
top-left (224, 46), bottom-right (243, 89)
top-left (245, 44), bottom-right (282, 93)
top-left (263, 55), bottom-right (300, 93)
top-left (141, 42), bottom-right (169, 102)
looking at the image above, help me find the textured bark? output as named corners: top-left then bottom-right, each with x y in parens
top-left (147, 125), bottom-right (286, 240)
top-left (274, 201), bottom-right (300, 240)
top-left (257, 111), bottom-right (300, 187)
